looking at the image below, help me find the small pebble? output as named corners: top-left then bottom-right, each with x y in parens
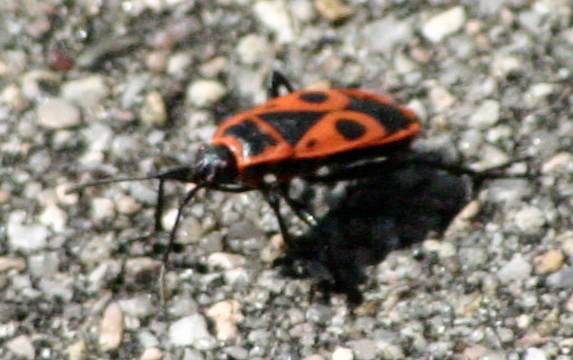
top-left (429, 86), bottom-right (456, 111)
top-left (254, 1), bottom-right (295, 43)
top-left (91, 197), bottom-right (116, 220)
top-left (236, 34), bottom-right (270, 65)
top-left (207, 252), bottom-right (246, 270)
top-left (62, 75), bottom-right (109, 108)
top-left (67, 340), bottom-right (86, 360)
top-left (332, 347), bottom-right (354, 360)
top-left (224, 346), bottom-right (248, 360)
top-left (534, 250), bottom-right (564, 274)
top-left (470, 100), bottom-right (500, 129)
top-left (37, 98), bottom-right (81, 129)
top-left (119, 296), bottom-right (155, 319)
top-left (6, 335), bottom-right (35, 360)
top-left (99, 302), bottom-right (124, 351)
top-left (115, 195), bottom-right (142, 215)
top-left (167, 52), bottom-right (192, 77)
top-left (39, 204), bottom-right (67, 232)
top-left (145, 51), bottom-right (168, 73)
top-left (169, 314), bottom-right (215, 348)
top-left (206, 300), bottom-right (244, 341)
top-left (524, 348), bottom-right (547, 360)
top-left (362, 17), bottom-right (414, 53)
top-left (0, 257), bottom-right (26, 273)
top-left (546, 267), bottom-right (573, 289)
top-left (514, 206), bottom-right (546, 234)
top-left (491, 54), bottom-right (521, 78)
top-left (187, 80), bottom-right (226, 108)
top-left (314, 0), bottom-right (353, 22)
top-left (47, 47), bottom-right (74, 72)
top-left (7, 222), bottom-right (48, 252)
top-left (140, 347), bottom-right (163, 360)
top-left (347, 339), bottom-right (379, 360)
top-left (422, 6), bottom-right (466, 43)
top-left (141, 91), bottom-right (167, 126)
top-left (497, 254), bottom-right (532, 283)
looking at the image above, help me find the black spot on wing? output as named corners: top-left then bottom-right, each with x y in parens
top-left (335, 119), bottom-right (366, 140)
top-left (345, 96), bottom-right (410, 133)
top-left (223, 119), bottom-right (277, 158)
top-left (299, 91), bottom-right (328, 103)
top-left (259, 111), bottom-right (324, 145)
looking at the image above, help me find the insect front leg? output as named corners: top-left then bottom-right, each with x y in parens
top-left (267, 71), bottom-right (295, 98)
top-left (262, 187), bottom-right (296, 250)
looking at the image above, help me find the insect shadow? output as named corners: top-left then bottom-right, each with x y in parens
top-left (275, 156), bottom-right (473, 304)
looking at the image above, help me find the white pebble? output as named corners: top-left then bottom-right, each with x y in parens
top-left (332, 346), bottom-right (354, 360)
top-left (91, 197), bottom-right (116, 220)
top-left (187, 80), bottom-right (227, 108)
top-left (514, 206), bottom-right (546, 234)
top-left (99, 302), bottom-right (124, 351)
top-left (524, 348), bottom-right (547, 360)
top-left (39, 204), bottom-right (67, 232)
top-left (470, 100), bottom-right (500, 129)
top-left (37, 98), bottom-right (81, 129)
top-left (254, 1), bottom-right (295, 44)
top-left (169, 314), bottom-right (214, 348)
top-left (62, 76), bottom-right (109, 108)
top-left (422, 6), bottom-right (466, 43)
top-left (206, 300), bottom-right (244, 341)
top-left (236, 34), bottom-right (270, 65)
top-left (140, 347), bottom-right (163, 360)
top-left (6, 335), bottom-right (35, 360)
top-left (208, 252), bottom-right (246, 270)
top-left (8, 222), bottom-right (48, 252)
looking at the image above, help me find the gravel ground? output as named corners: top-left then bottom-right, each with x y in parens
top-left (1, 1), bottom-right (573, 359)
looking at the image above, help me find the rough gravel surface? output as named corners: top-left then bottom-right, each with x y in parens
top-left (1, 1), bottom-right (572, 359)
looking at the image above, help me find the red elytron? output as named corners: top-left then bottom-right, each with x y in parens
top-left (74, 71), bottom-right (421, 263)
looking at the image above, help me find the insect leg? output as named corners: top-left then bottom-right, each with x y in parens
top-left (262, 188), bottom-right (295, 249)
top-left (154, 179), bottom-right (166, 231)
top-left (279, 183), bottom-right (318, 227)
top-left (159, 185), bottom-right (203, 306)
top-left (267, 71), bottom-right (295, 98)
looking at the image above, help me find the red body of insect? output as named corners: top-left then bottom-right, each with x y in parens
top-left (206, 87), bottom-right (420, 187)
top-left (76, 72), bottom-right (421, 260)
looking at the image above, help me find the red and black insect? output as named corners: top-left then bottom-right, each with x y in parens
top-left (74, 71), bottom-right (422, 265)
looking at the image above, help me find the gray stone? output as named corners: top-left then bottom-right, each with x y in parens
top-left (546, 267), bottom-right (573, 289)
top-left (497, 254), bottom-right (532, 283)
top-left (362, 17), bottom-right (414, 53)
top-left (347, 339), bottom-right (379, 360)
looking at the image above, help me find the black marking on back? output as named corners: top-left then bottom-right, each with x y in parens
top-left (306, 138), bottom-right (317, 148)
top-left (335, 119), bottom-right (366, 140)
top-left (299, 91), bottom-right (328, 103)
top-left (258, 111), bottom-right (324, 145)
top-left (223, 119), bottom-right (277, 158)
top-left (346, 96), bottom-right (409, 133)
